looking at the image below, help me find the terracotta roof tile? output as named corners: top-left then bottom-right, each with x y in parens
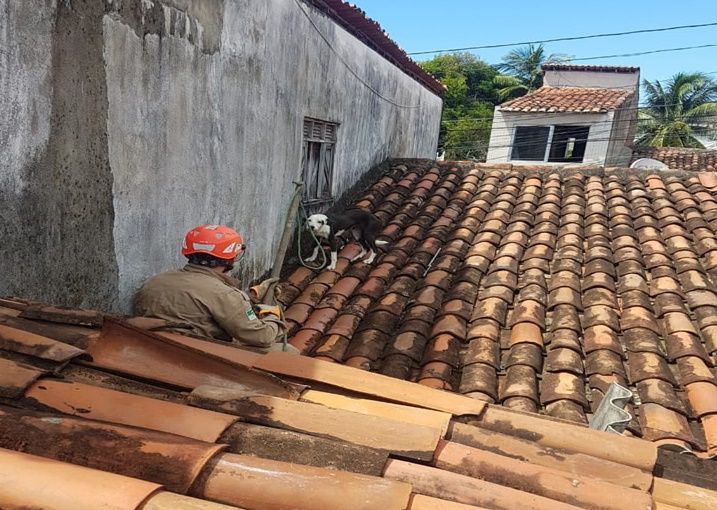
top-left (268, 161), bottom-right (717, 463)
top-left (499, 86), bottom-right (633, 113)
top-left (633, 147), bottom-right (717, 172)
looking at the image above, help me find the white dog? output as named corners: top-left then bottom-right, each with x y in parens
top-left (305, 209), bottom-right (387, 270)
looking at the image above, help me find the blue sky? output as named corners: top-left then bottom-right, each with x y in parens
top-left (356, 0), bottom-right (717, 91)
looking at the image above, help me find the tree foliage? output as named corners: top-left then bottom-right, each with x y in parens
top-left (419, 47), bottom-right (575, 161)
top-left (420, 53), bottom-right (499, 160)
top-left (637, 72), bottom-right (717, 148)
top-left (494, 44), bottom-right (571, 100)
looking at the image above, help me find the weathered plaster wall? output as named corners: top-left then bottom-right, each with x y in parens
top-left (605, 95), bottom-right (639, 167)
top-left (1, 0), bottom-right (441, 311)
top-left (543, 69), bottom-right (640, 90)
top-left (0, 0), bottom-right (120, 309)
top-left (104, 0), bottom-right (442, 309)
top-left (486, 109), bottom-right (613, 165)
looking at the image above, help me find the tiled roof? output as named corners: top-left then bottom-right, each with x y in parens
top-left (499, 86), bottom-right (634, 113)
top-left (541, 64), bottom-right (641, 74)
top-left (281, 161), bottom-right (717, 460)
top-left (3, 162), bottom-right (717, 508)
top-left (1, 299), bottom-right (702, 509)
top-left (304, 0), bottom-right (445, 96)
top-left (633, 146), bottom-right (717, 172)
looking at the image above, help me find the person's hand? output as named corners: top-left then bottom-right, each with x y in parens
top-left (249, 277), bottom-right (281, 303)
top-left (256, 304), bottom-right (282, 320)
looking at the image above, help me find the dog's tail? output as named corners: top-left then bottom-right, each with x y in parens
top-left (375, 239), bottom-right (389, 252)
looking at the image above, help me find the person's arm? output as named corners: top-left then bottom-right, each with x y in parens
top-left (210, 289), bottom-right (286, 348)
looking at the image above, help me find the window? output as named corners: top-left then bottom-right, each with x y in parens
top-left (549, 126), bottom-right (590, 162)
top-left (510, 125), bottom-right (590, 163)
top-left (302, 118), bottom-right (338, 209)
top-left (511, 126), bottom-right (550, 161)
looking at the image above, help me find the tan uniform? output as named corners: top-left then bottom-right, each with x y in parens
top-left (134, 264), bottom-right (286, 350)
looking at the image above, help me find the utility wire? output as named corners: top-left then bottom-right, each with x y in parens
top-left (440, 132), bottom-right (714, 151)
top-left (407, 21), bottom-right (717, 55)
top-left (293, 0), bottom-right (423, 109)
top-left (441, 113), bottom-right (717, 133)
top-left (442, 119), bottom-right (717, 144)
top-left (571, 44), bottom-right (717, 62)
top-left (440, 102), bottom-right (717, 125)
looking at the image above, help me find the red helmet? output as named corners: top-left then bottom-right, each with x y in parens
top-left (182, 225), bottom-right (246, 261)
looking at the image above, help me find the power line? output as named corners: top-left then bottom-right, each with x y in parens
top-left (571, 44), bottom-right (717, 62)
top-left (439, 101), bottom-right (717, 125)
top-left (439, 120), bottom-right (717, 147)
top-left (441, 114), bottom-right (717, 135)
top-left (407, 21), bottom-right (717, 55)
top-left (442, 133), bottom-right (636, 151)
top-left (292, 0), bottom-right (423, 109)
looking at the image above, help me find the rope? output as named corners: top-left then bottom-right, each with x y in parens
top-left (296, 202), bottom-right (327, 270)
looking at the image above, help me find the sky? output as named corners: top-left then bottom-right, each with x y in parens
top-left (356, 0), bottom-right (717, 92)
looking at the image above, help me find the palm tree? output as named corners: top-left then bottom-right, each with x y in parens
top-left (494, 44), bottom-right (571, 100)
top-left (637, 72), bottom-right (717, 148)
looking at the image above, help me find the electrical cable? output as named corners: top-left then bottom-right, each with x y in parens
top-left (293, 0), bottom-right (423, 109)
top-left (441, 132), bottom-right (708, 151)
top-left (440, 94), bottom-right (717, 125)
top-left (571, 44), bottom-right (717, 62)
top-left (440, 114), bottom-right (717, 138)
top-left (407, 21), bottom-right (717, 55)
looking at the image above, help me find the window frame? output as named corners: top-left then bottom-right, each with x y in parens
top-left (301, 118), bottom-right (339, 210)
top-left (509, 125), bottom-right (552, 162)
top-left (509, 124), bottom-right (590, 163)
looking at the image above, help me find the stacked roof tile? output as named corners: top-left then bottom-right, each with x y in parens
top-left (3, 297), bottom-right (710, 509)
top-left (633, 146), bottom-right (717, 172)
top-left (3, 161), bottom-right (717, 509)
top-left (282, 161), bottom-right (717, 459)
top-left (499, 86), bottom-right (634, 113)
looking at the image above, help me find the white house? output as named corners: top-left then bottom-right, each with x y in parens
top-left (486, 65), bottom-right (640, 166)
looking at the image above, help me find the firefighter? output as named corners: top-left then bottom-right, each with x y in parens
top-left (134, 224), bottom-right (293, 352)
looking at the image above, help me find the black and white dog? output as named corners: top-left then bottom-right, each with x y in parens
top-left (305, 209), bottom-right (387, 270)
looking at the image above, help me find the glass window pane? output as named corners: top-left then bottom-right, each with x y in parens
top-left (548, 125), bottom-right (590, 163)
top-left (511, 126), bottom-right (550, 161)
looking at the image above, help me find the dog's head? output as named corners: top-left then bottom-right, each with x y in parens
top-left (306, 214), bottom-right (330, 238)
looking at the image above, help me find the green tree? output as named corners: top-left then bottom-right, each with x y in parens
top-left (637, 72), bottom-right (717, 148)
top-left (420, 52), bottom-right (500, 160)
top-left (494, 44), bottom-right (571, 100)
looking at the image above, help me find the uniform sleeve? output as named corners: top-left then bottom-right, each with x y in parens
top-left (209, 289), bottom-right (287, 348)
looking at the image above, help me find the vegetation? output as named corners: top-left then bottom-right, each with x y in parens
top-left (494, 44), bottom-right (571, 100)
top-left (419, 47), bottom-right (717, 159)
top-left (420, 53), bottom-right (500, 160)
top-left (637, 72), bottom-right (717, 148)
top-left (419, 45), bottom-right (570, 160)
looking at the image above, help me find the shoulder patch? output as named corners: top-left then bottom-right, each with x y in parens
top-left (245, 308), bottom-right (258, 321)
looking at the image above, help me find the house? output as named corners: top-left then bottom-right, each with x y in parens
top-left (0, 0), bottom-right (443, 312)
top-left (2, 157), bottom-right (717, 508)
top-left (486, 64), bottom-right (640, 166)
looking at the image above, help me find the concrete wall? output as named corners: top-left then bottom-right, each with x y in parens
top-left (0, 0), bottom-right (120, 308)
top-left (605, 94), bottom-right (639, 167)
top-left (0, 0), bottom-right (442, 311)
top-left (486, 109), bottom-right (613, 165)
top-left (544, 69), bottom-right (640, 90)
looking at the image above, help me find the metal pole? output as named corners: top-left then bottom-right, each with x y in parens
top-left (270, 181), bottom-right (304, 279)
